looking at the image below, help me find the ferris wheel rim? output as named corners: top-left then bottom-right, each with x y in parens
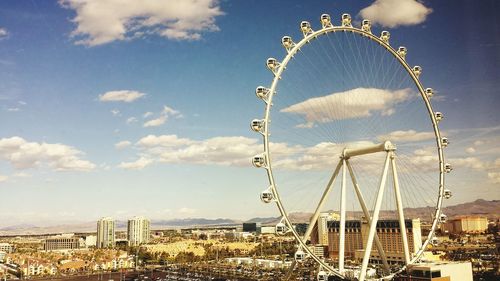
top-left (256, 17), bottom-right (448, 279)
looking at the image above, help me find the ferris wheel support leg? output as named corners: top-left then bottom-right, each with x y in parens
top-left (345, 160), bottom-right (390, 274)
top-left (359, 152), bottom-right (391, 281)
top-left (302, 159), bottom-right (343, 242)
top-left (390, 153), bottom-right (411, 265)
top-left (339, 159), bottom-right (347, 272)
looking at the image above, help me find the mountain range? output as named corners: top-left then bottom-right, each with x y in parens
top-left (1, 199), bottom-right (498, 236)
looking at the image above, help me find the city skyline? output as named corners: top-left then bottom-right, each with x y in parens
top-left (0, 0), bottom-right (499, 227)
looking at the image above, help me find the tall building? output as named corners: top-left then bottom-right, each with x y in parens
top-left (328, 218), bottom-right (422, 264)
top-left (97, 217), bottom-right (115, 248)
top-left (127, 216), bottom-right (150, 246)
top-left (317, 212), bottom-right (340, 246)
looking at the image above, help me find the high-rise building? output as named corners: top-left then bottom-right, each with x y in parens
top-left (127, 216), bottom-right (150, 246)
top-left (97, 217), bottom-right (115, 248)
top-left (318, 212), bottom-right (340, 246)
top-left (328, 218), bottom-right (422, 264)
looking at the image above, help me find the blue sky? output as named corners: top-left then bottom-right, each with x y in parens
top-left (0, 0), bottom-right (498, 226)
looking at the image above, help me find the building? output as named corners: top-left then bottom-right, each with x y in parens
top-left (441, 216), bottom-right (488, 234)
top-left (0, 243), bottom-right (13, 253)
top-left (328, 219), bottom-right (422, 264)
top-left (242, 222), bottom-right (261, 234)
top-left (397, 261), bottom-right (473, 281)
top-left (84, 235), bottom-right (97, 248)
top-left (260, 226), bottom-right (275, 234)
top-left (43, 236), bottom-right (82, 251)
top-left (97, 217), bottom-right (115, 248)
top-left (225, 257), bottom-right (292, 269)
top-left (318, 212), bottom-right (340, 246)
top-left (21, 262), bottom-right (57, 277)
top-left (127, 216), bottom-right (150, 246)
top-left (310, 245), bottom-right (328, 259)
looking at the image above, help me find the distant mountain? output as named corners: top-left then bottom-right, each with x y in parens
top-left (246, 199), bottom-right (500, 225)
top-left (245, 217), bottom-right (278, 224)
top-left (0, 199), bottom-right (497, 235)
top-left (0, 223), bottom-right (37, 231)
top-left (151, 218), bottom-right (239, 228)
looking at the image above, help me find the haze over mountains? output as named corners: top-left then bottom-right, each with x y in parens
top-left (1, 199), bottom-right (498, 236)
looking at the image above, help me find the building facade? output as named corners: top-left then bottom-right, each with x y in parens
top-left (97, 217), bottom-right (115, 248)
top-left (127, 216), bottom-right (150, 246)
top-left (441, 216), bottom-right (488, 234)
top-left (43, 237), bottom-right (81, 251)
top-left (0, 243), bottom-right (13, 253)
top-left (318, 212), bottom-right (340, 246)
top-left (242, 222), bottom-right (262, 234)
top-left (397, 261), bottom-right (473, 281)
top-left (328, 219), bottom-right (422, 264)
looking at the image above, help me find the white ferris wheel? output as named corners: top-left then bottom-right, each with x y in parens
top-left (251, 13), bottom-right (452, 281)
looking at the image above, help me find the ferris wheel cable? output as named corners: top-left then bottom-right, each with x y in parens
top-left (280, 50), bottom-right (341, 142)
top-left (396, 155), bottom-right (439, 210)
top-left (314, 36), bottom-right (353, 141)
top-left (396, 160), bottom-right (437, 214)
top-left (295, 47), bottom-right (352, 142)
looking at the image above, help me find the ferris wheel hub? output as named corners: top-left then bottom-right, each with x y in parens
top-left (342, 140), bottom-right (396, 159)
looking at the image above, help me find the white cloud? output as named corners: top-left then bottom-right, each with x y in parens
top-left (7, 108), bottom-right (20, 112)
top-left (162, 105), bottom-right (182, 118)
top-left (0, 136), bottom-right (95, 171)
top-left (60, 0), bottom-right (224, 46)
top-left (281, 88), bottom-right (412, 127)
top-left (0, 175), bottom-right (7, 182)
top-left (143, 105), bottom-right (182, 127)
top-left (143, 116), bottom-right (167, 127)
top-left (452, 157), bottom-right (486, 170)
top-left (0, 28), bottom-right (8, 39)
top-left (119, 135), bottom-right (260, 169)
top-left (13, 172), bottom-right (31, 178)
top-left (111, 109), bottom-right (120, 116)
top-left (118, 157), bottom-right (153, 170)
top-left (465, 147), bottom-right (476, 154)
top-left (136, 134), bottom-right (193, 148)
top-left (124, 134), bottom-right (379, 171)
top-left (359, 0), bottom-right (432, 28)
top-left (143, 111), bottom-right (153, 118)
top-left (178, 207), bottom-right (196, 215)
top-left (126, 117), bottom-right (138, 124)
top-left (99, 90), bottom-right (145, 103)
top-left (377, 130), bottom-right (435, 143)
top-left (115, 140), bottom-right (131, 149)
top-left (488, 172), bottom-right (500, 184)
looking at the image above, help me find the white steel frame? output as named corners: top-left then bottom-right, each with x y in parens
top-left (253, 13), bottom-right (449, 280)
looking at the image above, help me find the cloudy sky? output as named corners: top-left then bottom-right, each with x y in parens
top-left (0, 0), bottom-right (498, 226)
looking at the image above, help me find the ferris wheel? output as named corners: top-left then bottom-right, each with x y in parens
top-left (251, 13), bottom-right (452, 281)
